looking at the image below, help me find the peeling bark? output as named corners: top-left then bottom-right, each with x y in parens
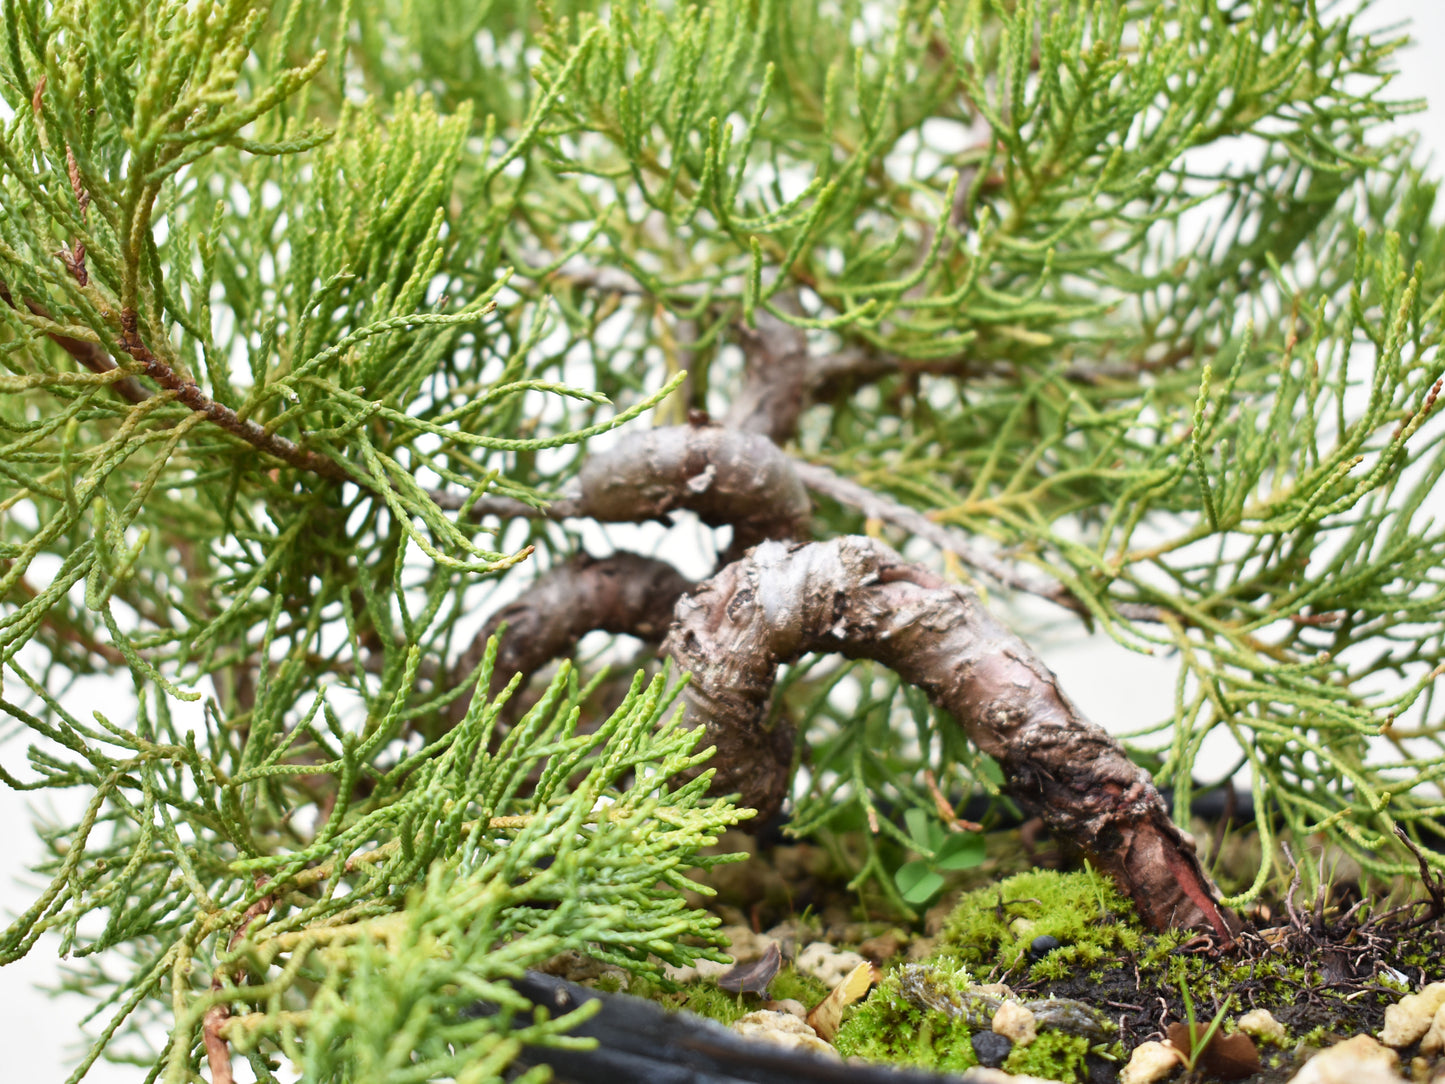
top-left (573, 423), bottom-right (810, 553)
top-left (662, 536), bottom-right (1236, 938)
top-left (449, 552), bottom-right (693, 723)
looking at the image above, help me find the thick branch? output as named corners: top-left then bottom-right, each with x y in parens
top-left (662, 535), bottom-right (1236, 937)
top-left (449, 552), bottom-right (693, 724)
top-left (572, 422), bottom-right (810, 553)
top-left (723, 302), bottom-right (811, 446)
top-left (444, 424), bottom-right (1171, 624)
top-left (445, 424), bottom-right (809, 557)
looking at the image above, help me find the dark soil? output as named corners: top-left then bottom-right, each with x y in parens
top-left (1015, 920), bottom-right (1444, 1082)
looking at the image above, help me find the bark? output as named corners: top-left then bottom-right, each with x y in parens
top-left (661, 535), bottom-right (1236, 938)
top-left (724, 302), bottom-right (811, 446)
top-left (573, 422), bottom-right (810, 553)
top-left (449, 552), bottom-right (693, 724)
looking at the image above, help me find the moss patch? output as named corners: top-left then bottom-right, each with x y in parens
top-left (938, 865), bottom-right (1144, 982)
top-left (930, 866), bottom-right (1439, 1071)
top-left (610, 966), bottom-right (832, 1028)
top-left (833, 953), bottom-right (1123, 1079)
top-left (1004, 1030), bottom-right (1098, 1084)
top-left (834, 958), bottom-right (981, 1073)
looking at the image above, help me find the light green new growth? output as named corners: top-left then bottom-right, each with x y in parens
top-left (3, 0), bottom-right (1445, 1078)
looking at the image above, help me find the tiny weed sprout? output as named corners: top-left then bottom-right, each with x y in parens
top-left (894, 807), bottom-right (988, 906)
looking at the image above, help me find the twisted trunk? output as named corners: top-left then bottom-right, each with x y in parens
top-left (662, 536), bottom-right (1236, 938)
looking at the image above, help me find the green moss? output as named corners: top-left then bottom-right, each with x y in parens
top-left (833, 954), bottom-right (1116, 1081)
top-left (939, 866), bottom-right (1142, 981)
top-left (615, 965), bottom-right (832, 1029)
top-left (1004, 1031), bottom-right (1096, 1083)
top-left (593, 973), bottom-right (626, 994)
top-left (767, 968), bottom-right (830, 1007)
top-left (834, 960), bottom-right (980, 1073)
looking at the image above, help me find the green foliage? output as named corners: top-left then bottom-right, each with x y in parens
top-left (6, 651), bottom-right (748, 1081)
top-left (4, 0), bottom-right (1445, 1077)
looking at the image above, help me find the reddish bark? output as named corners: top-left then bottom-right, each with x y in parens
top-left (662, 535), bottom-right (1236, 937)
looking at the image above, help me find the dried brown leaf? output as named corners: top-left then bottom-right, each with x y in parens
top-left (805, 960), bottom-right (879, 1042)
top-left (717, 942), bottom-right (781, 995)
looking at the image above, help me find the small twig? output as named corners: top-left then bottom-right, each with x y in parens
top-left (202, 1001), bottom-right (234, 1084)
top-left (3, 287), bottom-right (357, 483)
top-left (1280, 842), bottom-right (1304, 930)
top-left (0, 284), bottom-right (150, 404)
top-left (60, 145), bottom-right (90, 286)
top-left (429, 491), bottom-right (580, 520)
top-left (922, 769), bottom-right (982, 832)
top-left (1392, 825), bottom-right (1445, 929)
top-left (792, 458), bottom-right (1172, 624)
top-left (118, 308), bottom-right (352, 481)
top-left (204, 877), bottom-right (276, 1084)
top-left (9, 283), bottom-right (347, 490)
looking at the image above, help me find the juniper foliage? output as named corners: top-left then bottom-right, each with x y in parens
top-left (2, 0), bottom-right (1444, 1079)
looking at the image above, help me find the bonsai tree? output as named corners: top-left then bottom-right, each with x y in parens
top-left (2, 0), bottom-right (1442, 1079)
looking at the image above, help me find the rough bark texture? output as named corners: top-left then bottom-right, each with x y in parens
top-left (662, 535), bottom-right (1236, 938)
top-left (574, 422), bottom-right (810, 553)
top-left (449, 552), bottom-right (693, 724)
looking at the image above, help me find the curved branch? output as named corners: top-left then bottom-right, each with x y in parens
top-left (572, 423), bottom-right (810, 553)
top-left (446, 425), bottom-right (810, 559)
top-left (449, 552), bottom-right (693, 723)
top-left (661, 535), bottom-right (1236, 937)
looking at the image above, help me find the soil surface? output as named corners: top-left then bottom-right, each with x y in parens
top-left (644, 827), bottom-right (1445, 1084)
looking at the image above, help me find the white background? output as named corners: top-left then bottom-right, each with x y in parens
top-left (4, 3), bottom-right (1445, 1078)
